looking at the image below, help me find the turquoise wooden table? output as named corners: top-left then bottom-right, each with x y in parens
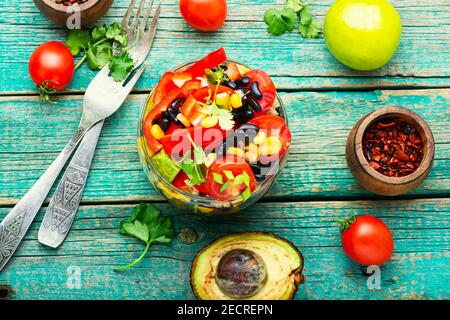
top-left (0, 0), bottom-right (449, 300)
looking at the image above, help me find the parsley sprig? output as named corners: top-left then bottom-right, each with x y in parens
top-left (114, 203), bottom-right (175, 271)
top-left (66, 22), bottom-right (135, 82)
top-left (179, 135), bottom-right (207, 187)
top-left (264, 0), bottom-right (321, 38)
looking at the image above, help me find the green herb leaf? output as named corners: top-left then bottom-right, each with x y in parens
top-left (115, 203), bottom-right (175, 271)
top-left (285, 0), bottom-right (305, 13)
top-left (299, 6), bottom-right (313, 26)
top-left (205, 66), bottom-right (228, 85)
top-left (67, 29), bottom-right (92, 56)
top-left (223, 170), bottom-right (234, 181)
top-left (264, 7), bottom-right (297, 36)
top-left (91, 24), bottom-right (107, 41)
top-left (217, 108), bottom-right (235, 131)
top-left (213, 172), bottom-right (224, 185)
top-left (106, 22), bottom-right (129, 46)
top-left (109, 51), bottom-right (135, 82)
top-left (86, 42), bottom-right (112, 70)
top-left (219, 181), bottom-right (229, 193)
top-left (299, 19), bottom-right (321, 38)
top-left (181, 160), bottom-right (206, 186)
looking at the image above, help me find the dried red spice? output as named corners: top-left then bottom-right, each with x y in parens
top-left (362, 117), bottom-right (424, 177)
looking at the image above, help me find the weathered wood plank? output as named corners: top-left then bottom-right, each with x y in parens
top-left (0, 89), bottom-right (448, 204)
top-left (0, 200), bottom-right (448, 300)
top-left (0, 0), bottom-right (448, 93)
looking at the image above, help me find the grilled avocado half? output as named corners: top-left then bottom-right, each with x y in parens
top-left (190, 232), bottom-right (305, 300)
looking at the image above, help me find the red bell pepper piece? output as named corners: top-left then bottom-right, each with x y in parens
top-left (184, 48), bottom-right (227, 78)
top-left (152, 72), bottom-right (178, 105)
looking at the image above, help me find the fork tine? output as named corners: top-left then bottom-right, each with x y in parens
top-left (123, 67), bottom-right (145, 91)
top-left (122, 0), bottom-right (137, 28)
top-left (131, 0), bottom-right (147, 30)
top-left (140, 0), bottom-right (154, 31)
top-left (144, 2), bottom-right (161, 41)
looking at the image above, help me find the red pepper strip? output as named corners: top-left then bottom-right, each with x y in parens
top-left (153, 72), bottom-right (178, 105)
top-left (183, 48), bottom-right (227, 78)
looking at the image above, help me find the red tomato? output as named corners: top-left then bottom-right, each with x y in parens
top-left (179, 0), bottom-right (227, 32)
top-left (248, 115), bottom-right (291, 160)
top-left (29, 41), bottom-right (74, 91)
top-left (244, 70), bottom-right (276, 114)
top-left (206, 158), bottom-right (257, 201)
top-left (183, 48), bottom-right (227, 78)
top-left (192, 85), bottom-right (233, 103)
top-left (339, 215), bottom-right (394, 266)
top-left (172, 171), bottom-right (192, 192)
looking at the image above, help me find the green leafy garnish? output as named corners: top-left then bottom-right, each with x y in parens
top-left (180, 136), bottom-right (207, 186)
top-left (66, 22), bottom-right (134, 81)
top-left (205, 66), bottom-right (228, 85)
top-left (201, 84), bottom-right (235, 131)
top-left (223, 170), bottom-right (234, 180)
top-left (115, 203), bottom-right (175, 271)
top-left (264, 0), bottom-right (321, 39)
top-left (109, 51), bottom-right (135, 82)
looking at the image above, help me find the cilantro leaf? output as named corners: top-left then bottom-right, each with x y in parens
top-left (205, 66), bottom-right (228, 85)
top-left (285, 0), bottom-right (305, 12)
top-left (217, 108), bottom-right (235, 131)
top-left (181, 160), bottom-right (206, 186)
top-left (115, 203), bottom-right (175, 271)
top-left (109, 51), bottom-right (135, 82)
top-left (299, 19), bottom-right (321, 38)
top-left (67, 29), bottom-right (92, 56)
top-left (86, 42), bottom-right (112, 70)
top-left (91, 24), bottom-right (107, 41)
top-left (264, 7), bottom-right (297, 36)
top-left (299, 6), bottom-right (313, 26)
top-left (106, 22), bottom-right (129, 46)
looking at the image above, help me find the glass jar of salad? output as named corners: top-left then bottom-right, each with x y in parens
top-left (137, 48), bottom-right (292, 214)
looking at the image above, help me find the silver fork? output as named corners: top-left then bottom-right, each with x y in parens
top-left (37, 0), bottom-right (161, 249)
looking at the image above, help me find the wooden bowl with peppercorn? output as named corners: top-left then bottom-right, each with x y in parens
top-left (346, 106), bottom-right (435, 196)
top-left (33, 0), bottom-right (113, 27)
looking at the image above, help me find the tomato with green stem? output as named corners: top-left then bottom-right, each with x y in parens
top-left (29, 41), bottom-right (75, 100)
top-left (337, 215), bottom-right (394, 266)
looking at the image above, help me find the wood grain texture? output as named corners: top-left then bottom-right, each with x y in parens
top-left (0, 200), bottom-right (448, 300)
top-left (1, 89), bottom-right (448, 204)
top-left (0, 0), bottom-right (448, 93)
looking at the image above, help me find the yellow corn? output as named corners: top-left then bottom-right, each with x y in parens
top-left (260, 137), bottom-right (282, 156)
top-left (177, 113), bottom-right (191, 127)
top-left (227, 147), bottom-right (245, 158)
top-left (245, 151), bottom-right (258, 163)
top-left (253, 131), bottom-right (267, 145)
top-left (246, 143), bottom-right (259, 155)
top-left (201, 116), bottom-right (219, 129)
top-left (205, 153), bottom-right (217, 168)
top-left (230, 93), bottom-right (243, 109)
top-left (150, 124), bottom-right (165, 140)
top-left (215, 92), bottom-right (230, 107)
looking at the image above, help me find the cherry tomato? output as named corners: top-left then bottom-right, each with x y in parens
top-left (179, 0), bottom-right (227, 32)
top-left (248, 115), bottom-right (292, 160)
top-left (183, 48), bottom-right (227, 78)
top-left (244, 70), bottom-right (276, 114)
top-left (338, 215), bottom-right (394, 266)
top-left (29, 41), bottom-right (74, 95)
top-left (206, 158), bottom-right (257, 201)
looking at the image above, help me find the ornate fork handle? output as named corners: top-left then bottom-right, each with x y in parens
top-left (0, 125), bottom-right (89, 271)
top-left (38, 121), bottom-right (104, 248)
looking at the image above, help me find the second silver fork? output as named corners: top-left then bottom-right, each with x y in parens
top-left (38, 0), bottom-right (161, 248)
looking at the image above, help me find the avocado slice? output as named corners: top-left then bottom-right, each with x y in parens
top-left (190, 232), bottom-right (305, 300)
top-left (151, 150), bottom-right (180, 183)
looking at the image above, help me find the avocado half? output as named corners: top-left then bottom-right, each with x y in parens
top-left (190, 232), bottom-right (305, 300)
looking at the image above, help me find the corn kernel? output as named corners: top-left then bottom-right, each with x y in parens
top-left (246, 143), bottom-right (259, 155)
top-left (177, 113), bottom-right (191, 127)
top-left (230, 93), bottom-right (243, 109)
top-left (201, 116), bottom-right (219, 129)
top-left (253, 131), bottom-right (267, 145)
top-left (245, 151), bottom-right (258, 163)
top-left (227, 147), bottom-right (245, 158)
top-left (205, 153), bottom-right (217, 168)
top-left (215, 92), bottom-right (230, 107)
top-left (260, 137), bottom-right (282, 156)
top-left (150, 124), bottom-right (165, 140)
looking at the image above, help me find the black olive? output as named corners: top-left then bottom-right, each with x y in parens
top-left (156, 117), bottom-right (170, 131)
top-left (235, 76), bottom-right (250, 88)
top-left (250, 81), bottom-right (263, 100)
top-left (248, 98), bottom-right (262, 113)
top-left (167, 107), bottom-right (181, 125)
top-left (223, 80), bottom-right (237, 90)
top-left (170, 97), bottom-right (186, 109)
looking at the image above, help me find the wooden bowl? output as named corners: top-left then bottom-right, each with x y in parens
top-left (33, 0), bottom-right (113, 27)
top-left (346, 106), bottom-right (435, 196)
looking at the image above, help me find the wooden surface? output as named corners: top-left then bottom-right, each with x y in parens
top-left (0, 0), bottom-right (449, 300)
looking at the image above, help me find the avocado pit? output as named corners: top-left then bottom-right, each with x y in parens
top-left (216, 249), bottom-right (267, 299)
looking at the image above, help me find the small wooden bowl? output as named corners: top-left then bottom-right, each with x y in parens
top-left (33, 0), bottom-right (113, 27)
top-left (346, 106), bottom-right (435, 196)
